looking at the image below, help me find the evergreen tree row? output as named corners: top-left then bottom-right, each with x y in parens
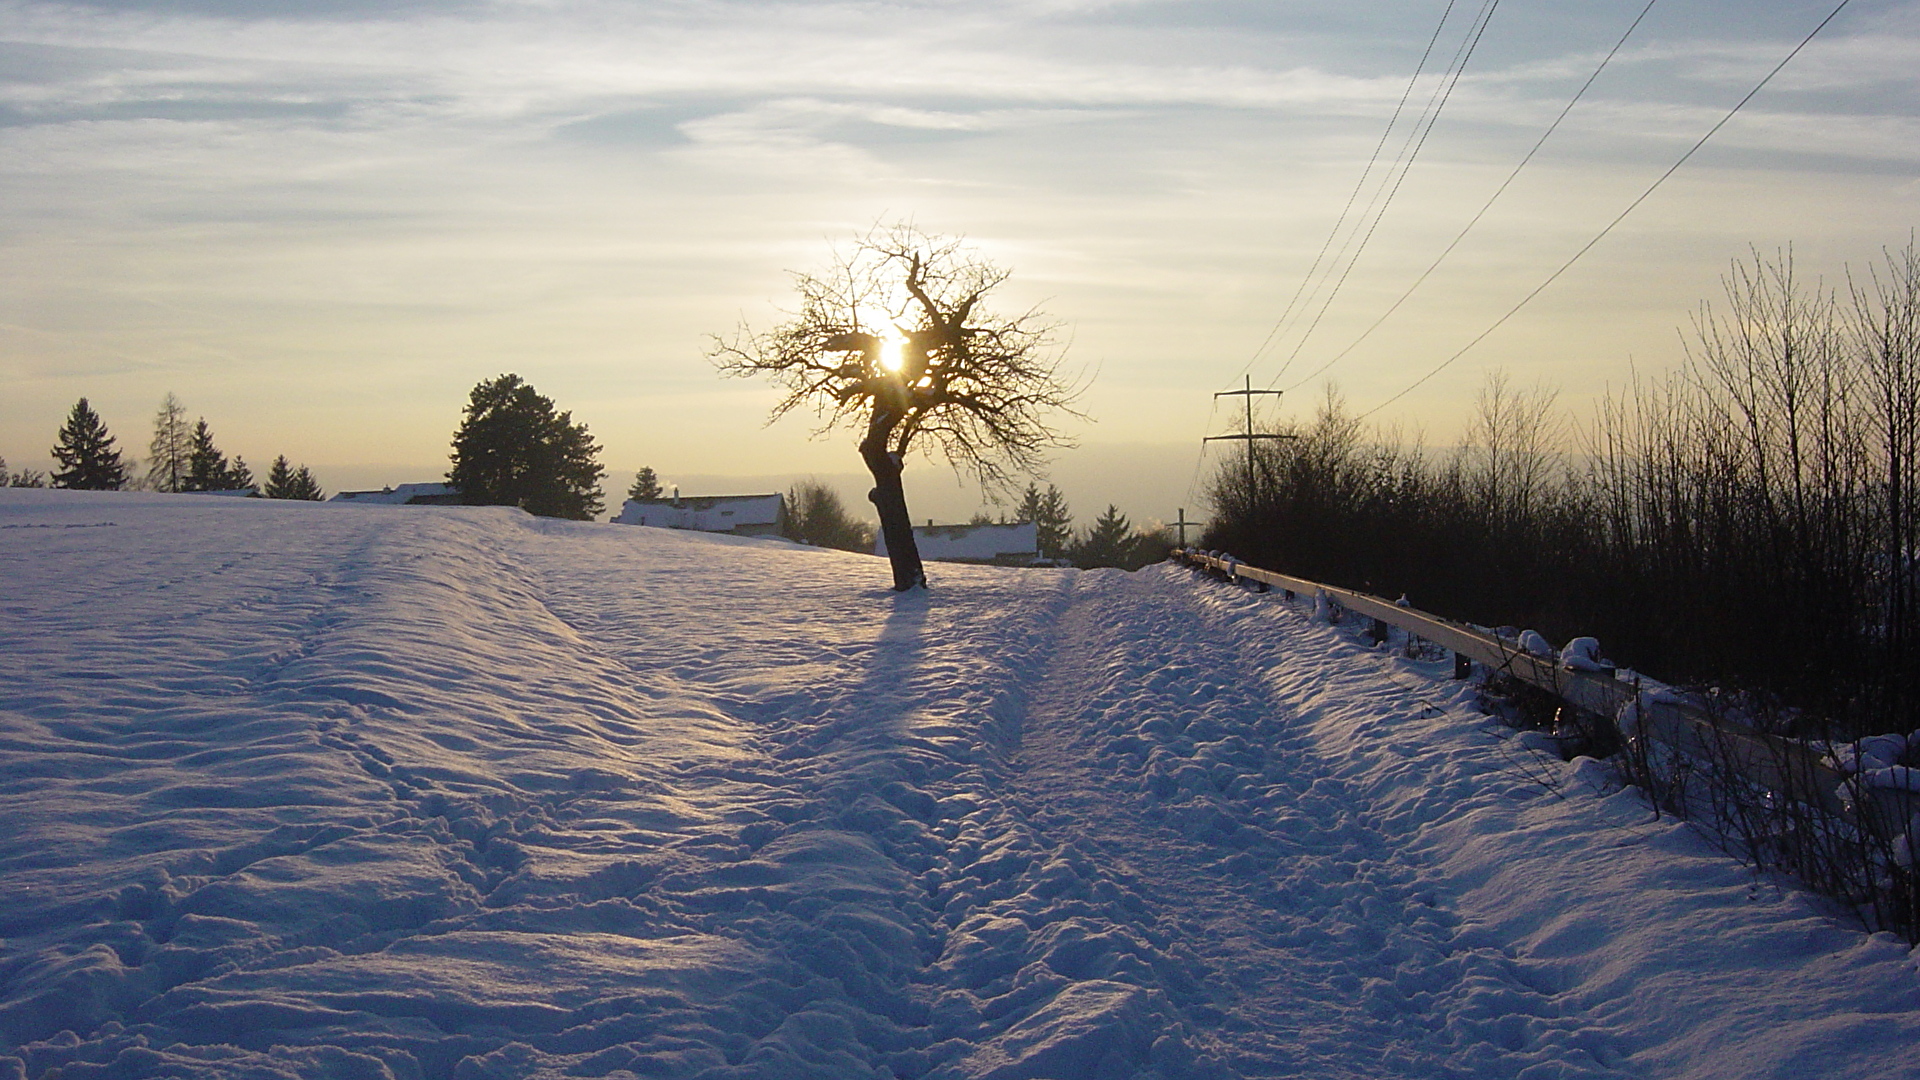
top-left (20, 394), bottom-right (325, 499)
top-left (263, 457), bottom-right (325, 500)
top-left (1011, 482), bottom-right (1170, 570)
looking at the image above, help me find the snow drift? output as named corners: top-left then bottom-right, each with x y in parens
top-left (1, 490), bottom-right (1915, 1079)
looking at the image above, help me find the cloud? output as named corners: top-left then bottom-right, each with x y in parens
top-left (4, 0), bottom-right (1918, 480)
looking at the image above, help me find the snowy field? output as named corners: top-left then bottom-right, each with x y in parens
top-left (2, 489), bottom-right (1917, 1080)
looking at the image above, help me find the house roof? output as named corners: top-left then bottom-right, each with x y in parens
top-left (876, 521), bottom-right (1038, 561)
top-left (329, 483), bottom-right (459, 506)
top-left (614, 494), bottom-right (783, 532)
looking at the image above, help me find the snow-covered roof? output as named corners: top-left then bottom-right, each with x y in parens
top-left (615, 493), bottom-right (783, 532)
top-left (329, 482), bottom-right (460, 506)
top-left (876, 521), bottom-right (1038, 562)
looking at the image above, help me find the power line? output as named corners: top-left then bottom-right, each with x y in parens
top-left (1357, 0), bottom-right (1857, 421)
top-left (1283, 0), bottom-right (1662, 394)
top-left (1230, 0), bottom-right (1461, 387)
top-left (1270, 0), bottom-right (1502, 386)
top-left (1183, 395), bottom-right (1223, 509)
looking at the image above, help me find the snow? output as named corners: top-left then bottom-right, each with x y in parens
top-left (1864, 767), bottom-right (1920, 793)
top-left (1559, 637), bottom-right (1608, 673)
top-left (1826, 735), bottom-right (1913, 777)
top-left (1517, 630), bottom-right (1555, 658)
top-left (2, 488), bottom-right (1916, 1080)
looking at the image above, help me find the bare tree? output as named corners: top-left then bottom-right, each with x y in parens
top-left (711, 225), bottom-right (1079, 590)
top-left (1851, 237), bottom-right (1920, 724)
top-left (145, 392), bottom-right (189, 493)
top-left (1464, 369), bottom-right (1564, 533)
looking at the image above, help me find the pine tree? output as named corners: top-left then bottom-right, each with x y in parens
top-left (782, 479), bottom-right (873, 551)
top-left (226, 455), bottom-right (255, 493)
top-left (1071, 504), bottom-right (1135, 568)
top-left (448, 373), bottom-right (605, 520)
top-left (1015, 482), bottom-right (1073, 561)
top-left (264, 456), bottom-right (325, 500)
top-left (265, 455), bottom-right (293, 498)
top-left (287, 465), bottom-right (324, 501)
top-left (627, 466), bottom-right (663, 502)
top-left (183, 419), bottom-right (230, 492)
top-left (50, 398), bottom-right (131, 490)
top-left (145, 392), bottom-right (190, 493)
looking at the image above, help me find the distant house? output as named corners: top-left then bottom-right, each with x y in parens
top-left (877, 521), bottom-right (1039, 566)
top-left (329, 483), bottom-right (464, 506)
top-left (615, 494), bottom-right (785, 537)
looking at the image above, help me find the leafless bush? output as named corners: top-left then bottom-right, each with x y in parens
top-left (1203, 240), bottom-right (1920, 938)
top-left (1206, 240), bottom-right (1920, 739)
top-left (1613, 694), bottom-right (1920, 940)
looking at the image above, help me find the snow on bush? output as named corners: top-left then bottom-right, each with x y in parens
top-left (1516, 629), bottom-right (1554, 658)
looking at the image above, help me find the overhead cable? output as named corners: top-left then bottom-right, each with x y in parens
top-left (1357, 0), bottom-right (1858, 420)
top-left (1283, 0), bottom-right (1662, 394)
top-left (1229, 0), bottom-right (1461, 387)
top-left (1270, 0), bottom-right (1502, 385)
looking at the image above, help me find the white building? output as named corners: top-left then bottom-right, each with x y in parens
top-left (615, 494), bottom-right (785, 537)
top-left (329, 483), bottom-right (463, 506)
top-left (876, 521), bottom-right (1039, 566)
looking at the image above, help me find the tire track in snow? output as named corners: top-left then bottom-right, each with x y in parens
top-left (1000, 567), bottom-right (1629, 1079)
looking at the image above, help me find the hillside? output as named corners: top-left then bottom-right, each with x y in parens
top-left (1, 489), bottom-right (1915, 1080)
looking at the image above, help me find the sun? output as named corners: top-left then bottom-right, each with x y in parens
top-left (877, 325), bottom-right (908, 373)
top-left (860, 308), bottom-right (910, 373)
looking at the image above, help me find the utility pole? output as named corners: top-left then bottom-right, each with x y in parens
top-left (1204, 375), bottom-right (1293, 502)
top-left (1173, 508), bottom-right (1201, 547)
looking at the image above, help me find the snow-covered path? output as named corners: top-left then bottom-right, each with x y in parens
top-left (1001, 577), bottom-right (1595, 1079)
top-left (2, 490), bottom-right (1916, 1080)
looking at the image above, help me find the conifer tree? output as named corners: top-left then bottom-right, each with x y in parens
top-left (288, 464), bottom-right (324, 501)
top-left (227, 455), bottom-right (255, 493)
top-left (1067, 504), bottom-right (1170, 570)
top-left (627, 466), bottom-right (663, 502)
top-left (264, 456), bottom-right (325, 500)
top-left (782, 479), bottom-right (873, 551)
top-left (145, 392), bottom-right (190, 493)
top-left (50, 398), bottom-right (131, 490)
top-left (183, 418), bottom-right (231, 492)
top-left (265, 455), bottom-right (295, 498)
top-left (448, 373), bottom-right (604, 520)
top-left (1015, 482), bottom-right (1073, 561)
top-left (1071, 504), bottom-right (1135, 568)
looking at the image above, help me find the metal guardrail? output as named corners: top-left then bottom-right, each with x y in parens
top-left (1172, 549), bottom-right (1854, 814)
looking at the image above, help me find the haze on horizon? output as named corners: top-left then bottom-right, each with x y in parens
top-left (4, 0), bottom-right (1917, 525)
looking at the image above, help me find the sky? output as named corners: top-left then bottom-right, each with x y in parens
top-left (4, 0), bottom-right (1918, 525)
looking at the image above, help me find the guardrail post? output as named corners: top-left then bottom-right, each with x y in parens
top-left (1453, 652), bottom-right (1472, 680)
top-left (1369, 617), bottom-right (1388, 644)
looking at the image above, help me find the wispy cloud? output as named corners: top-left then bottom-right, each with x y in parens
top-left (3, 0), bottom-right (1916, 490)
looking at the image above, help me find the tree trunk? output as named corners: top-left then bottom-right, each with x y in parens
top-left (861, 414), bottom-right (926, 591)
